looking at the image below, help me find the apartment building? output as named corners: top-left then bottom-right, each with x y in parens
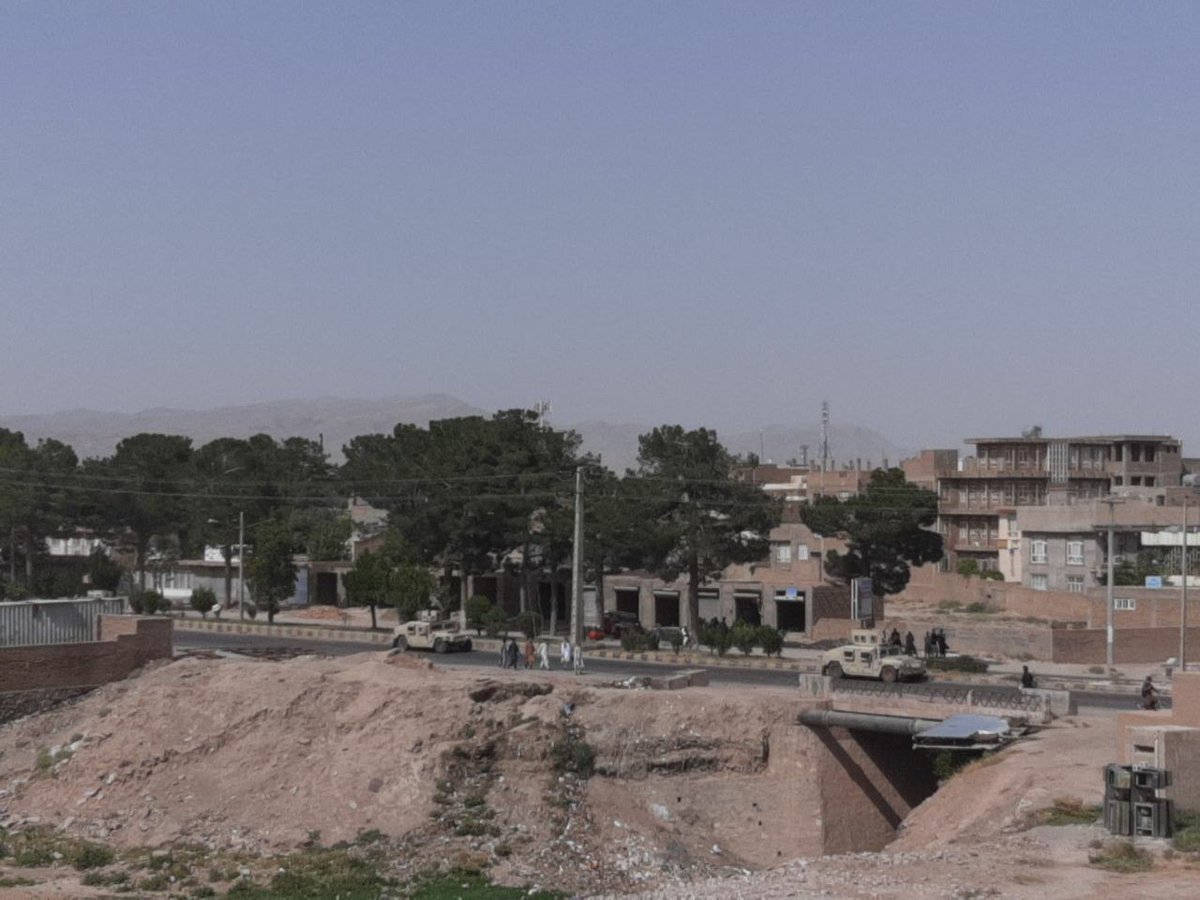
top-left (926, 435), bottom-right (1182, 578)
top-left (1017, 499), bottom-right (1199, 594)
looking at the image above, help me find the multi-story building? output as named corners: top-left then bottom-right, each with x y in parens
top-left (1017, 499), bottom-right (1200, 594)
top-left (920, 435), bottom-right (1183, 578)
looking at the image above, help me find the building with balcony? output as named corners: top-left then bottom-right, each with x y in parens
top-left (910, 435), bottom-right (1183, 578)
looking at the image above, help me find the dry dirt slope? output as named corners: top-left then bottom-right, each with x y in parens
top-left (0, 651), bottom-right (1197, 898)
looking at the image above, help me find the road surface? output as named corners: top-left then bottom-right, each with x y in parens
top-left (173, 629), bottom-right (1157, 711)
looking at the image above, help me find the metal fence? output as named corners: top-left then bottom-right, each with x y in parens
top-left (0, 597), bottom-right (126, 647)
top-left (830, 678), bottom-right (1045, 714)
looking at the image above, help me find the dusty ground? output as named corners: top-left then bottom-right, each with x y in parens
top-left (0, 651), bottom-right (1196, 897)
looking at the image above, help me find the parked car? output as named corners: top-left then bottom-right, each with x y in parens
top-left (602, 611), bottom-right (644, 638)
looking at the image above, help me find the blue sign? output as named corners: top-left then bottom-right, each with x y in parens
top-left (785, 587), bottom-right (798, 600)
top-left (1145, 576), bottom-right (1163, 589)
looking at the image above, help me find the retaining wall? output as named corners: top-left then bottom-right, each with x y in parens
top-left (0, 615), bottom-right (172, 693)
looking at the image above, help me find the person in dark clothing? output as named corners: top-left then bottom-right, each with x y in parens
top-left (1141, 676), bottom-right (1159, 710)
top-left (904, 631), bottom-right (917, 656)
top-left (922, 631), bottom-right (933, 657)
top-left (934, 628), bottom-right (948, 657)
top-left (505, 638), bottom-right (520, 670)
top-left (889, 628), bottom-right (901, 648)
top-left (1020, 665), bottom-right (1037, 689)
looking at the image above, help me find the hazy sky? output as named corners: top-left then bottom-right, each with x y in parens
top-left (3, 3), bottom-right (1199, 450)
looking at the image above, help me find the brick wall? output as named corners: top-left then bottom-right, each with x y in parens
top-left (0, 615), bottom-right (172, 693)
top-left (1051, 625), bottom-right (1200, 664)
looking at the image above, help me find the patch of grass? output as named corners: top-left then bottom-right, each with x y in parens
top-left (69, 840), bottom-right (115, 870)
top-left (137, 872), bottom-right (171, 891)
top-left (1089, 840), bottom-right (1153, 873)
top-left (549, 733), bottom-right (595, 778)
top-left (962, 602), bottom-right (991, 614)
top-left (80, 870), bottom-right (130, 887)
top-left (1088, 666), bottom-right (1106, 675)
top-left (352, 828), bottom-right (385, 846)
top-left (1173, 813), bottom-right (1200, 852)
top-left (0, 878), bottom-right (37, 888)
top-left (35, 748), bottom-right (54, 772)
top-left (1032, 796), bottom-right (1102, 827)
top-left (410, 868), bottom-right (565, 899)
top-left (221, 848), bottom-right (393, 899)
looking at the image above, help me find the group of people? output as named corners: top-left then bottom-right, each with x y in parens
top-left (497, 637), bottom-right (584, 674)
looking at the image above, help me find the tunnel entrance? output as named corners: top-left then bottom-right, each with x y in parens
top-left (806, 723), bottom-right (942, 854)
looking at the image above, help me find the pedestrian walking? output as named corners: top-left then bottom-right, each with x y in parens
top-left (506, 638), bottom-right (520, 670)
top-left (1141, 676), bottom-right (1160, 711)
top-left (498, 639), bottom-right (507, 668)
top-left (560, 639), bottom-right (572, 669)
top-left (524, 638), bottom-right (536, 670)
top-left (536, 640), bottom-right (550, 670)
top-left (573, 643), bottom-right (585, 674)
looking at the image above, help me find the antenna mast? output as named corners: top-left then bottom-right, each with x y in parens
top-left (819, 400), bottom-right (832, 471)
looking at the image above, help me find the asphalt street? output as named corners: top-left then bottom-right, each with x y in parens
top-left (173, 629), bottom-right (1155, 711)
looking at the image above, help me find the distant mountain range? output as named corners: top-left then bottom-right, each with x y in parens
top-left (0, 395), bottom-right (912, 471)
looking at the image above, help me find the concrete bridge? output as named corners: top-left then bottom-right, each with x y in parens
top-left (798, 674), bottom-right (1075, 725)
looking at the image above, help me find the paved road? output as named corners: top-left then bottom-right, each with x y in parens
top-left (173, 629), bottom-right (1157, 712)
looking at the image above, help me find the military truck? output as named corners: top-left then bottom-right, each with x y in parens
top-left (391, 614), bottom-right (473, 653)
top-left (820, 629), bottom-right (926, 683)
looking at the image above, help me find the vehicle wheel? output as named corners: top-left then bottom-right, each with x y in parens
top-left (434, 639), bottom-right (448, 654)
top-left (462, 639), bottom-right (473, 652)
top-left (880, 666), bottom-right (897, 684)
top-left (392, 635), bottom-right (407, 651)
top-left (823, 662), bottom-right (843, 679)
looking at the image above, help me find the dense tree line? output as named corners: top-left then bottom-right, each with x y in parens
top-left (0, 410), bottom-right (941, 626)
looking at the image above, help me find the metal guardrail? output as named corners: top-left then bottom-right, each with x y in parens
top-left (828, 678), bottom-right (1046, 713)
top-left (0, 597), bottom-right (126, 647)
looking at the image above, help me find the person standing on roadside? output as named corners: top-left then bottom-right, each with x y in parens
top-left (560, 638), bottom-right (572, 669)
top-left (1020, 665), bottom-right (1037, 689)
top-left (1142, 676), bottom-right (1160, 710)
top-left (536, 640), bottom-right (550, 670)
top-left (524, 637), bottom-right (536, 670)
top-left (573, 642), bottom-right (585, 675)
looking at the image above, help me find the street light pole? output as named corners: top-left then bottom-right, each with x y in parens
top-left (238, 511), bottom-right (245, 621)
top-left (1099, 497), bottom-right (1123, 668)
top-left (1181, 498), bottom-right (1189, 673)
top-left (570, 467), bottom-right (584, 645)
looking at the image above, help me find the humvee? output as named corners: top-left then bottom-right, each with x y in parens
top-left (391, 616), bottom-right (473, 653)
top-left (821, 629), bottom-right (926, 683)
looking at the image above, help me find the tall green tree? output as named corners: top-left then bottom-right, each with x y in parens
top-left (88, 434), bottom-right (194, 591)
top-left (0, 432), bottom-right (80, 588)
top-left (628, 426), bottom-right (781, 633)
top-left (800, 467), bottom-right (943, 596)
top-left (246, 518), bottom-right (297, 624)
top-left (342, 410), bottom-right (585, 623)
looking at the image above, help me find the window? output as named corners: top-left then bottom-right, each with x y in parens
top-left (1114, 476), bottom-right (1123, 486)
top-left (1131, 476), bottom-right (1142, 486)
top-left (1066, 575), bottom-right (1084, 594)
top-left (1067, 539), bottom-right (1085, 565)
top-left (774, 544), bottom-right (792, 564)
top-left (1145, 477), bottom-right (1156, 487)
top-left (1132, 445), bottom-right (1142, 462)
top-left (1114, 444), bottom-right (1123, 462)
top-left (1031, 540), bottom-right (1048, 564)
top-left (1115, 598), bottom-right (1137, 611)
top-left (1146, 445), bottom-right (1156, 462)
top-left (796, 544), bottom-right (810, 561)
top-left (1032, 574), bottom-right (1048, 591)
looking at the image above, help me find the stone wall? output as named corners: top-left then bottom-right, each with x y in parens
top-left (0, 615), bottom-right (172, 693)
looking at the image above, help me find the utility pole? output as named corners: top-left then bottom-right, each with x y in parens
top-left (1182, 498), bottom-right (1189, 673)
top-left (1099, 497), bottom-right (1123, 667)
top-left (238, 511), bottom-right (245, 621)
top-left (570, 467), bottom-right (584, 645)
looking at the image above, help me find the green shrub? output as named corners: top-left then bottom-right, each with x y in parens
top-left (757, 626), bottom-right (784, 657)
top-left (925, 655), bottom-right (989, 674)
top-left (668, 630), bottom-right (684, 653)
top-left (550, 734), bottom-right (595, 778)
top-left (1173, 813), bottom-right (1200, 852)
top-left (514, 611), bottom-right (541, 640)
top-left (731, 623), bottom-right (757, 656)
top-left (702, 625), bottom-right (733, 657)
top-left (482, 605), bottom-right (508, 636)
top-left (190, 587), bottom-right (218, 618)
top-left (131, 590), bottom-right (164, 615)
top-left (620, 632), bottom-right (646, 652)
top-left (963, 601), bottom-right (991, 614)
top-left (465, 595), bottom-right (492, 636)
top-left (1089, 840), bottom-right (1152, 873)
top-left (69, 841), bottom-right (115, 870)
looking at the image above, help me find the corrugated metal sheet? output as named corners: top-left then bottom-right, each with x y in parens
top-left (0, 597), bottom-right (126, 647)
